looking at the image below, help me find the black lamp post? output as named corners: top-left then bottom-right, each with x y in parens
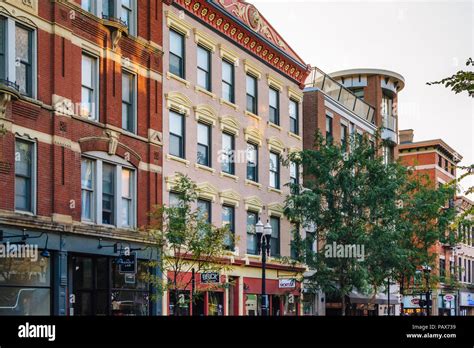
top-left (256, 219), bottom-right (272, 316)
top-left (422, 264), bottom-right (432, 316)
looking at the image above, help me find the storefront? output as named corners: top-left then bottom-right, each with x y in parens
top-left (243, 277), bottom-right (301, 316)
top-left (459, 291), bottom-right (474, 316)
top-left (166, 271), bottom-right (227, 316)
top-left (438, 293), bottom-right (457, 316)
top-left (402, 295), bottom-right (429, 316)
top-left (0, 226), bottom-right (160, 316)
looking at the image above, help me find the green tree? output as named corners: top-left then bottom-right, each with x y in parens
top-left (284, 132), bottom-right (456, 315)
top-left (427, 57), bottom-right (474, 97)
top-left (144, 173), bottom-right (233, 315)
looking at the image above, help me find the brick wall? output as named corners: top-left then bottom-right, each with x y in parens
top-left (0, 0), bottom-right (163, 234)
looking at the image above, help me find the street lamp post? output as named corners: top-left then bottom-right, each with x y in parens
top-left (422, 265), bottom-right (432, 316)
top-left (256, 219), bottom-right (272, 316)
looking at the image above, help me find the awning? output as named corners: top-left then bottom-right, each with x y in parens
top-left (349, 291), bottom-right (398, 305)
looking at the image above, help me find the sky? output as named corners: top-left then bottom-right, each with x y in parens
top-left (252, 0), bottom-right (474, 197)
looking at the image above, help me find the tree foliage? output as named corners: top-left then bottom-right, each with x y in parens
top-left (427, 57), bottom-right (474, 97)
top-left (284, 132), bottom-right (456, 315)
top-left (144, 173), bottom-right (233, 315)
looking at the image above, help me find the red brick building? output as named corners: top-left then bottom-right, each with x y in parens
top-left (0, 0), bottom-right (163, 315)
top-left (302, 67), bottom-right (405, 315)
top-left (398, 129), bottom-right (471, 316)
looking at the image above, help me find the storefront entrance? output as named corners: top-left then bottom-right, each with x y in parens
top-left (68, 253), bottom-right (150, 316)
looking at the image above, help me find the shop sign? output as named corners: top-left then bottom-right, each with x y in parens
top-left (279, 278), bottom-right (296, 289)
top-left (117, 253), bottom-right (137, 274)
top-left (200, 272), bottom-right (220, 284)
top-left (443, 294), bottom-right (455, 302)
top-left (460, 292), bottom-right (474, 307)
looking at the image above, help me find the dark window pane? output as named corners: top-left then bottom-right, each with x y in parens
top-left (246, 143), bottom-right (258, 182)
top-left (246, 211), bottom-right (258, 254)
top-left (270, 217), bottom-right (280, 256)
top-left (102, 163), bottom-right (115, 224)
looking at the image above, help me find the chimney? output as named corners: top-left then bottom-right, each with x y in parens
top-left (399, 129), bottom-right (414, 144)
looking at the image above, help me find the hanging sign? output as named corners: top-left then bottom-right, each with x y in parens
top-left (279, 279), bottom-right (296, 289)
top-left (200, 272), bottom-right (220, 284)
top-left (117, 252), bottom-right (137, 274)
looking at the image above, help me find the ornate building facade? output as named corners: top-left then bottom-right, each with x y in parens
top-left (161, 0), bottom-right (310, 315)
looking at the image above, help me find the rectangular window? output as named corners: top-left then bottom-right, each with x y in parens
top-left (438, 155), bottom-right (443, 168)
top-left (121, 168), bottom-right (133, 227)
top-left (197, 199), bottom-right (211, 223)
top-left (341, 123), bottom-right (348, 151)
top-left (246, 142), bottom-right (258, 182)
top-left (103, 0), bottom-right (115, 17)
top-left (222, 60), bottom-right (234, 103)
top-left (169, 110), bottom-right (185, 158)
top-left (270, 216), bottom-right (280, 257)
top-left (326, 116), bottom-right (333, 142)
top-left (197, 45), bottom-right (211, 91)
top-left (439, 258), bottom-right (446, 281)
top-left (169, 29), bottom-right (184, 78)
top-left (81, 158), bottom-right (135, 228)
top-left (81, 53), bottom-right (98, 120)
top-left (290, 161), bottom-right (299, 186)
top-left (121, 0), bottom-right (132, 31)
top-left (444, 159), bottom-right (449, 172)
top-left (269, 87), bottom-right (279, 125)
top-left (222, 205), bottom-right (235, 249)
top-left (246, 211), bottom-right (258, 255)
top-left (82, 0), bottom-right (94, 12)
top-left (102, 163), bottom-right (115, 225)
top-left (15, 24), bottom-right (33, 96)
top-left (289, 99), bottom-right (299, 135)
top-left (15, 139), bottom-right (34, 212)
top-left (269, 152), bottom-right (280, 189)
top-left (197, 122), bottom-right (211, 167)
top-left (81, 158), bottom-right (94, 220)
top-left (221, 132), bottom-right (235, 175)
top-left (122, 71), bottom-right (135, 133)
top-left (246, 74), bottom-right (257, 114)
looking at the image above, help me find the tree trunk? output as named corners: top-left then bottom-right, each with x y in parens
top-left (341, 293), bottom-right (346, 316)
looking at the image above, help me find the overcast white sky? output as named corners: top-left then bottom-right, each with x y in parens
top-left (252, 0), bottom-right (474, 197)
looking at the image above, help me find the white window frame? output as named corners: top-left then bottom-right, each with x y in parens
top-left (14, 137), bottom-right (37, 215)
top-left (121, 69), bottom-right (137, 133)
top-left (81, 52), bottom-right (100, 121)
top-left (1, 15), bottom-right (37, 99)
top-left (81, 152), bottom-right (136, 229)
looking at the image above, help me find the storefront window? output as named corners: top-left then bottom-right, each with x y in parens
top-left (208, 291), bottom-right (224, 316)
top-left (112, 260), bottom-right (149, 316)
top-left (0, 255), bottom-right (51, 315)
top-left (168, 290), bottom-right (190, 316)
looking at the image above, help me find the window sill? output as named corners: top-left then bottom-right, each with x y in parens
top-left (195, 85), bottom-right (217, 100)
top-left (14, 210), bottom-right (35, 217)
top-left (245, 179), bottom-right (262, 189)
top-left (166, 153), bottom-right (190, 166)
top-left (268, 187), bottom-right (282, 195)
top-left (245, 110), bottom-right (261, 121)
top-left (219, 98), bottom-right (239, 110)
top-left (288, 131), bottom-right (302, 141)
top-left (245, 253), bottom-right (261, 260)
top-left (166, 72), bottom-right (191, 88)
top-left (195, 163), bottom-right (215, 173)
top-left (220, 171), bottom-right (239, 182)
top-left (268, 122), bottom-right (282, 131)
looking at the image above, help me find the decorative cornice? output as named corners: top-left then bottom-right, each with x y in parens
top-left (170, 0), bottom-right (311, 87)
